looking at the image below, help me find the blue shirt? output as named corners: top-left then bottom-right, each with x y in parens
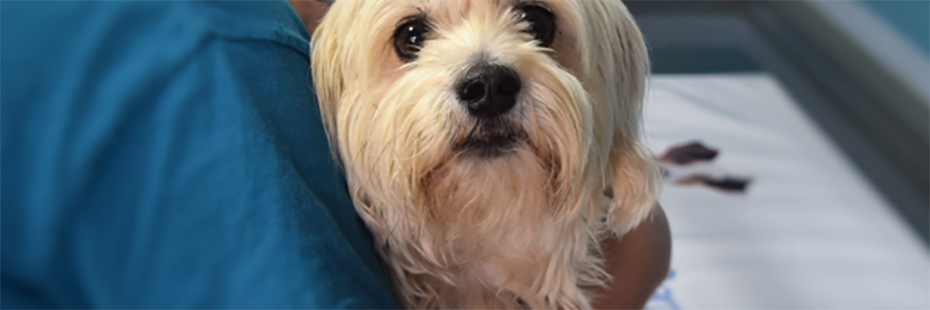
top-left (1, 1), bottom-right (398, 308)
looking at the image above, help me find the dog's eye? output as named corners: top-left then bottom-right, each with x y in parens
top-left (517, 5), bottom-right (555, 47)
top-left (393, 19), bottom-right (430, 61)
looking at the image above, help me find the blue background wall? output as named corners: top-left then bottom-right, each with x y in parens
top-left (860, 0), bottom-right (930, 56)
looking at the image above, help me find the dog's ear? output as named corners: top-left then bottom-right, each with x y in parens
top-left (583, 0), bottom-right (661, 236)
top-left (310, 2), bottom-right (346, 147)
top-left (605, 139), bottom-right (661, 236)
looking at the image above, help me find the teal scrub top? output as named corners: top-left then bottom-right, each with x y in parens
top-left (1, 1), bottom-right (399, 308)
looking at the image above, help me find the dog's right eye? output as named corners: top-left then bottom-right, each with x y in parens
top-left (393, 19), bottom-right (430, 61)
top-left (517, 5), bottom-right (556, 47)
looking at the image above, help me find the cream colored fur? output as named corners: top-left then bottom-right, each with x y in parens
top-left (311, 0), bottom-right (660, 308)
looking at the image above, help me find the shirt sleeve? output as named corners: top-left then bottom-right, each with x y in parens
top-left (0, 1), bottom-right (399, 308)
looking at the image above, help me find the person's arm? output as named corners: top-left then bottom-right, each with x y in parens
top-left (590, 205), bottom-right (672, 309)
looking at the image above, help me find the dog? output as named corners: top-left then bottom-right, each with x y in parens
top-left (311, 0), bottom-right (659, 308)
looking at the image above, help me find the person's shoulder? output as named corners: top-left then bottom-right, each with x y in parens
top-left (2, 1), bottom-right (311, 63)
top-left (186, 1), bottom-right (311, 57)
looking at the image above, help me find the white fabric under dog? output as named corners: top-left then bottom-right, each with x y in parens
top-left (642, 73), bottom-right (929, 309)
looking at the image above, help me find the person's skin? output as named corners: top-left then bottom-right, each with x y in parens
top-left (589, 206), bottom-right (672, 309)
top-left (289, 2), bottom-right (673, 308)
top-left (289, 0), bottom-right (330, 36)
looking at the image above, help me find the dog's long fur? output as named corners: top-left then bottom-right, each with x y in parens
top-left (311, 1), bottom-right (659, 308)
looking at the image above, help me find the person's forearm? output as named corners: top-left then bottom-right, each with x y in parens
top-left (590, 205), bottom-right (672, 309)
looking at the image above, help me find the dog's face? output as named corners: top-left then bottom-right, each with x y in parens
top-left (313, 0), bottom-right (656, 268)
top-left (313, 0), bottom-right (658, 307)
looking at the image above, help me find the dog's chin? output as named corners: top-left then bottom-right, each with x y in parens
top-left (457, 134), bottom-right (523, 158)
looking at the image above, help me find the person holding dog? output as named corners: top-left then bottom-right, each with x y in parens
top-left (1, 0), bottom-right (669, 308)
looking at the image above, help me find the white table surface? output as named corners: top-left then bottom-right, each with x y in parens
top-left (642, 73), bottom-right (929, 309)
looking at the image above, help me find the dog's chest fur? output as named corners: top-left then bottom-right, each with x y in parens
top-left (373, 148), bottom-right (606, 309)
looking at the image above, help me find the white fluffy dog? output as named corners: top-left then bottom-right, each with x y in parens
top-left (311, 0), bottom-right (659, 308)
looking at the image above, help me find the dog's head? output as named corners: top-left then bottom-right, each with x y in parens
top-left (312, 0), bottom-right (657, 254)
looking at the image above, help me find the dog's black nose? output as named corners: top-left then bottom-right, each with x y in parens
top-left (456, 64), bottom-right (521, 118)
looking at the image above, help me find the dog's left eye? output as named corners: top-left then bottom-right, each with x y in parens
top-left (394, 19), bottom-right (430, 61)
top-left (517, 5), bottom-right (555, 47)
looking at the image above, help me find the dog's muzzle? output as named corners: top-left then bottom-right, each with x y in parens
top-left (454, 63), bottom-right (524, 158)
